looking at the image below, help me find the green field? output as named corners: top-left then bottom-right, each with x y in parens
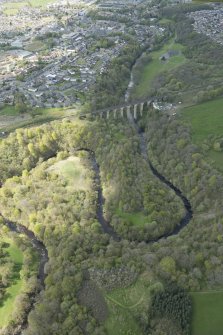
top-left (3, 2), bottom-right (28, 15)
top-left (181, 98), bottom-right (223, 171)
top-left (182, 98), bottom-right (223, 143)
top-left (0, 106), bottom-right (79, 133)
top-left (3, 0), bottom-right (56, 14)
top-left (191, 291), bottom-right (223, 335)
top-left (48, 156), bottom-right (91, 190)
top-left (28, 0), bottom-right (56, 6)
top-left (116, 210), bottom-right (148, 226)
top-left (25, 40), bottom-right (46, 52)
top-left (105, 274), bottom-right (156, 335)
top-left (0, 238), bottom-right (24, 328)
top-left (131, 39), bottom-right (186, 100)
top-left (0, 106), bottom-right (19, 117)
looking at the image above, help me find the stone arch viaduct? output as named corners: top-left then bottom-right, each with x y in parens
top-left (80, 99), bottom-right (154, 120)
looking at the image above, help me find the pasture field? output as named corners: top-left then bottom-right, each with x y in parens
top-left (48, 156), bottom-right (91, 190)
top-left (182, 98), bottom-right (223, 143)
top-left (105, 273), bottom-right (156, 335)
top-left (131, 39), bottom-right (186, 100)
top-left (191, 291), bottom-right (223, 335)
top-left (181, 97), bottom-right (223, 171)
top-left (0, 238), bottom-right (24, 328)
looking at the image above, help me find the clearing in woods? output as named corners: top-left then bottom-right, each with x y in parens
top-left (104, 274), bottom-right (159, 335)
top-left (48, 156), bottom-right (91, 191)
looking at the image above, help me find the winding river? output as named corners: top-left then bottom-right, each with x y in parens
top-left (0, 126), bottom-right (193, 333)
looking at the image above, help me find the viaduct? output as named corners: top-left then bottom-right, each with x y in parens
top-left (80, 99), bottom-right (154, 120)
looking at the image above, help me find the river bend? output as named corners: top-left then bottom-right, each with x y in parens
top-left (0, 133), bottom-right (193, 333)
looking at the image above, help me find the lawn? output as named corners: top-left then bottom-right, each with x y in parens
top-left (105, 273), bottom-right (155, 335)
top-left (131, 38), bottom-right (186, 100)
top-left (181, 97), bottom-right (223, 171)
top-left (191, 291), bottom-right (223, 335)
top-left (0, 238), bottom-right (24, 328)
top-left (48, 156), bottom-right (91, 190)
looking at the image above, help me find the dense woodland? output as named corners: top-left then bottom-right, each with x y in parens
top-left (0, 105), bottom-right (222, 334)
top-left (1, 2), bottom-right (223, 335)
top-left (150, 285), bottom-right (192, 335)
top-left (0, 118), bottom-right (184, 334)
top-left (0, 240), bottom-right (14, 302)
top-left (0, 226), bottom-right (39, 335)
top-left (144, 109), bottom-right (223, 291)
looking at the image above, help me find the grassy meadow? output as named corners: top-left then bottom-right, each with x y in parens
top-left (116, 210), bottom-right (148, 227)
top-left (191, 291), bottom-right (223, 335)
top-left (0, 238), bottom-right (24, 328)
top-left (48, 156), bottom-right (91, 191)
top-left (181, 97), bottom-right (223, 171)
top-left (131, 38), bottom-right (186, 100)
